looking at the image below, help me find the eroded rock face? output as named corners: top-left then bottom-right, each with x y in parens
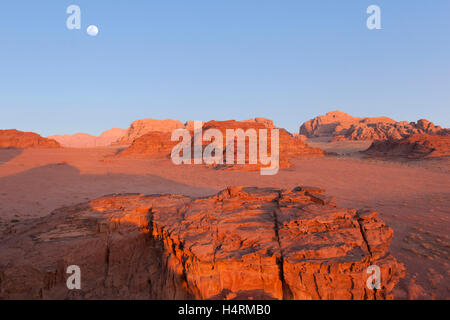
top-left (363, 134), bottom-right (450, 159)
top-left (201, 120), bottom-right (324, 171)
top-left (300, 111), bottom-right (449, 141)
top-left (243, 117), bottom-right (275, 128)
top-left (0, 129), bottom-right (61, 149)
top-left (300, 111), bottom-right (396, 139)
top-left (49, 128), bottom-right (127, 148)
top-left (0, 187), bottom-right (404, 300)
top-left (118, 117), bottom-right (275, 147)
top-left (117, 120), bottom-right (324, 171)
top-left (332, 120), bottom-right (449, 142)
top-left (116, 119), bottom-right (185, 145)
top-left (117, 131), bottom-right (176, 158)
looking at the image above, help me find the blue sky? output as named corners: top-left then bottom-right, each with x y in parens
top-left (0, 0), bottom-right (449, 136)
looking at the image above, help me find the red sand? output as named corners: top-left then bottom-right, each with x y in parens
top-left (0, 147), bottom-right (448, 299)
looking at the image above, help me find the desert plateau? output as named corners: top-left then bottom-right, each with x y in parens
top-left (0, 112), bottom-right (448, 300)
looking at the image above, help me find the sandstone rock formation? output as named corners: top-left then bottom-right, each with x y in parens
top-left (363, 134), bottom-right (450, 159)
top-left (0, 186), bottom-right (404, 300)
top-left (300, 111), bottom-right (396, 139)
top-left (0, 129), bottom-right (60, 149)
top-left (117, 131), bottom-right (177, 158)
top-left (118, 117), bottom-right (275, 146)
top-left (116, 119), bottom-right (185, 145)
top-left (242, 117), bottom-right (275, 128)
top-left (49, 128), bottom-right (127, 148)
top-left (291, 133), bottom-right (308, 142)
top-left (118, 120), bottom-right (324, 170)
top-left (332, 119), bottom-right (449, 142)
top-left (201, 120), bottom-right (323, 170)
top-left (185, 118), bottom-right (275, 131)
top-left (300, 111), bottom-right (449, 141)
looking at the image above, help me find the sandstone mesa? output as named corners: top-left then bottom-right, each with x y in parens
top-left (116, 119), bottom-right (185, 145)
top-left (0, 129), bottom-right (61, 149)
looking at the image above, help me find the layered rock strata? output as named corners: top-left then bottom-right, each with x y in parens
top-left (0, 187), bottom-right (404, 300)
top-left (300, 111), bottom-right (449, 141)
top-left (363, 134), bottom-right (450, 159)
top-left (49, 128), bottom-right (126, 148)
top-left (118, 120), bottom-right (324, 171)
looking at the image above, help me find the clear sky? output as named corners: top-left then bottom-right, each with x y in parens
top-left (0, 0), bottom-right (449, 136)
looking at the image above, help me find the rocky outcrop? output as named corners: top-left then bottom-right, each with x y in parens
top-left (201, 120), bottom-right (324, 171)
top-left (291, 133), bottom-right (308, 142)
top-left (49, 128), bottom-right (126, 148)
top-left (185, 118), bottom-right (275, 131)
top-left (242, 117), bottom-right (275, 128)
top-left (332, 119), bottom-right (449, 142)
top-left (118, 118), bottom-right (275, 146)
top-left (117, 131), bottom-right (177, 158)
top-left (300, 111), bottom-right (449, 141)
top-left (116, 119), bottom-right (185, 145)
top-left (117, 120), bottom-right (324, 170)
top-left (300, 111), bottom-right (396, 138)
top-left (0, 186), bottom-right (404, 300)
top-left (0, 129), bottom-right (61, 149)
top-left (363, 134), bottom-right (450, 159)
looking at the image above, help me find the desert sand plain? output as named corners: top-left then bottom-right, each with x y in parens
top-left (0, 141), bottom-right (448, 299)
top-left (1, 112), bottom-right (449, 300)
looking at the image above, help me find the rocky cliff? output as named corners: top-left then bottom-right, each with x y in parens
top-left (0, 129), bottom-right (61, 149)
top-left (300, 111), bottom-right (396, 139)
top-left (363, 134), bottom-right (450, 159)
top-left (117, 131), bottom-right (177, 158)
top-left (0, 186), bottom-right (404, 300)
top-left (300, 111), bottom-right (449, 141)
top-left (49, 128), bottom-right (127, 148)
top-left (118, 118), bottom-right (275, 146)
top-left (332, 119), bottom-right (449, 142)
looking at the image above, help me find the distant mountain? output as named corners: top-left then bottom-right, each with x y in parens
top-left (300, 110), bottom-right (449, 141)
top-left (49, 128), bottom-right (126, 148)
top-left (0, 129), bottom-right (61, 149)
top-left (363, 134), bottom-right (450, 159)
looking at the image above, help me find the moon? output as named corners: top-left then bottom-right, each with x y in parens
top-left (86, 25), bottom-right (99, 36)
